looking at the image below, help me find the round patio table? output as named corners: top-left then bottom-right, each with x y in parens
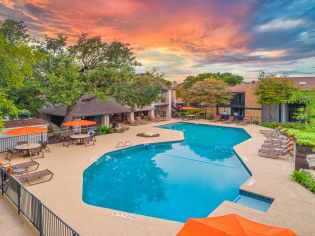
top-left (15, 143), bottom-right (41, 157)
top-left (70, 134), bottom-right (90, 144)
top-left (185, 114), bottom-right (196, 120)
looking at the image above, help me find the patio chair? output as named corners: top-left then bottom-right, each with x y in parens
top-left (40, 141), bottom-right (51, 152)
top-left (127, 117), bottom-right (138, 126)
top-left (223, 116), bottom-right (235, 124)
top-left (211, 115), bottom-right (221, 122)
top-left (136, 116), bottom-right (149, 124)
top-left (16, 169), bottom-right (53, 186)
top-left (29, 147), bottom-right (45, 158)
top-left (63, 136), bottom-right (75, 147)
top-left (17, 141), bottom-right (28, 145)
top-left (0, 169), bottom-right (11, 193)
top-left (149, 115), bottom-right (160, 122)
top-left (84, 136), bottom-right (95, 147)
top-left (5, 148), bottom-right (19, 162)
top-left (237, 117), bottom-right (250, 126)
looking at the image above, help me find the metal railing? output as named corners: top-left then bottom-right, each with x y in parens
top-left (0, 168), bottom-right (79, 236)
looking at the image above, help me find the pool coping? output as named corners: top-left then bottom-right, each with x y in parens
top-left (3, 119), bottom-right (314, 236)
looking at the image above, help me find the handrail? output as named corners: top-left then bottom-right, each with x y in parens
top-left (0, 167), bottom-right (80, 236)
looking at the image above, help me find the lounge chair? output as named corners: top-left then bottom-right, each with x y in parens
top-left (258, 144), bottom-right (294, 159)
top-left (237, 117), bottom-right (250, 126)
top-left (16, 169), bottom-right (53, 185)
top-left (4, 160), bottom-right (39, 175)
top-left (211, 115), bottom-right (221, 122)
top-left (223, 116), bottom-right (235, 124)
top-left (5, 148), bottom-right (19, 162)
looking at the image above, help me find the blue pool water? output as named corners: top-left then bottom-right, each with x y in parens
top-left (83, 122), bottom-right (252, 222)
top-left (234, 190), bottom-right (273, 212)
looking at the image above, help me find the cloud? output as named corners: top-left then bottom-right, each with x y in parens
top-left (255, 19), bottom-right (307, 32)
top-left (0, 0), bottom-right (314, 81)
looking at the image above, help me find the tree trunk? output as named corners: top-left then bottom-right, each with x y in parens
top-left (269, 105), bottom-right (273, 122)
top-left (62, 103), bottom-right (77, 126)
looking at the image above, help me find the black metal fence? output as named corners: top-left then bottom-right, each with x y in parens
top-left (0, 168), bottom-right (79, 236)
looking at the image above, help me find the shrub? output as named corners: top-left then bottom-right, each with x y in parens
top-left (291, 170), bottom-right (315, 194)
top-left (97, 124), bottom-right (113, 135)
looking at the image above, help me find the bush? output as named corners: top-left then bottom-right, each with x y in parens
top-left (291, 170), bottom-right (315, 194)
top-left (260, 122), bottom-right (309, 130)
top-left (97, 124), bottom-right (113, 135)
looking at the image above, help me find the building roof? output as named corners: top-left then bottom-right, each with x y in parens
top-left (41, 98), bottom-right (154, 117)
top-left (288, 77), bottom-right (315, 90)
top-left (4, 118), bottom-right (48, 129)
top-left (227, 83), bottom-right (256, 93)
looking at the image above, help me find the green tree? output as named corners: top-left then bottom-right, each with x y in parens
top-left (288, 89), bottom-right (315, 124)
top-left (181, 72), bottom-right (243, 90)
top-left (112, 72), bottom-right (167, 110)
top-left (41, 33), bottom-right (161, 124)
top-left (0, 19), bottom-right (45, 123)
top-left (0, 92), bottom-right (19, 130)
top-left (0, 19), bottom-right (28, 44)
top-left (255, 75), bottom-right (295, 121)
top-left (181, 78), bottom-right (233, 107)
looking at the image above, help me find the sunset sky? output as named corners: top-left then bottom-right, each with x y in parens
top-left (1, 0), bottom-right (314, 82)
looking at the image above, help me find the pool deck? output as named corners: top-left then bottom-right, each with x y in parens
top-left (1, 119), bottom-right (314, 236)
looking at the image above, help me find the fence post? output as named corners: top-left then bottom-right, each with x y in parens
top-left (1, 169), bottom-right (3, 195)
top-left (39, 201), bottom-right (43, 236)
top-left (17, 183), bottom-right (21, 214)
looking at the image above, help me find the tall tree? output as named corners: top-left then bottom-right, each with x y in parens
top-left (112, 72), bottom-right (167, 110)
top-left (41, 33), bottom-right (160, 124)
top-left (255, 75), bottom-right (295, 121)
top-left (181, 78), bottom-right (233, 107)
top-left (180, 72), bottom-right (243, 90)
top-left (0, 19), bottom-right (45, 125)
top-left (0, 19), bottom-right (28, 44)
top-left (0, 92), bottom-right (19, 130)
top-left (288, 89), bottom-right (315, 124)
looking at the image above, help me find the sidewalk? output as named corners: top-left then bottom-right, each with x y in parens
top-left (0, 196), bottom-right (36, 236)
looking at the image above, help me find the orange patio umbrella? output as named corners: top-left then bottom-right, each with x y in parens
top-left (181, 106), bottom-right (201, 111)
top-left (177, 214), bottom-right (296, 236)
top-left (5, 126), bottom-right (48, 136)
top-left (63, 120), bottom-right (96, 127)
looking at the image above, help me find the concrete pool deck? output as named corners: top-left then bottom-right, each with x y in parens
top-left (1, 119), bottom-right (314, 236)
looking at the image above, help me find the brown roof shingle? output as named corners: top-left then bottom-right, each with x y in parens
top-left (288, 77), bottom-right (315, 90)
top-left (4, 118), bottom-right (48, 129)
top-left (41, 98), bottom-right (154, 117)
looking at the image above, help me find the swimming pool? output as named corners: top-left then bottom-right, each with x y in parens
top-left (83, 122), bottom-right (252, 222)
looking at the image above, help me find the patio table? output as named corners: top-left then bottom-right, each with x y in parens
top-left (70, 134), bottom-right (90, 144)
top-left (185, 114), bottom-right (197, 120)
top-left (15, 143), bottom-right (41, 157)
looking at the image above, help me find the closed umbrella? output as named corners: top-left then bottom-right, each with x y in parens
top-left (177, 214), bottom-right (296, 236)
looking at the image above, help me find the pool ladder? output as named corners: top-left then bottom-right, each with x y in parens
top-left (116, 141), bottom-right (133, 148)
